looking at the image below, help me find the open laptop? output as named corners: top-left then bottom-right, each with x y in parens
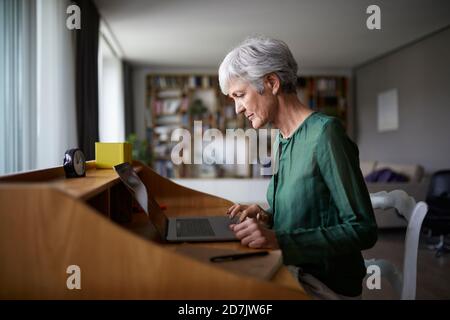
top-left (113, 162), bottom-right (238, 242)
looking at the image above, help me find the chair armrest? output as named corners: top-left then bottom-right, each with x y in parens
top-left (366, 182), bottom-right (429, 201)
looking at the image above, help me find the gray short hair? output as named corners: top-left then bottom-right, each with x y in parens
top-left (218, 36), bottom-right (298, 95)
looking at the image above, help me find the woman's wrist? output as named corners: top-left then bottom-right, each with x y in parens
top-left (258, 210), bottom-right (273, 228)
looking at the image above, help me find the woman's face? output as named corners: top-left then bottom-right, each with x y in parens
top-left (228, 78), bottom-right (277, 129)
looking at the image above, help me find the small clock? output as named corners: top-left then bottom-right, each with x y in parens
top-left (63, 148), bottom-right (86, 178)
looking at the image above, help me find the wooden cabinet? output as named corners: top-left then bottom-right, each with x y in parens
top-left (0, 161), bottom-right (307, 299)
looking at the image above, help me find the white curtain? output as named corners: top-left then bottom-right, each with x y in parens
top-left (0, 0), bottom-right (77, 174)
top-left (98, 21), bottom-right (125, 142)
top-left (0, 0), bottom-right (37, 174)
top-left (36, 0), bottom-right (77, 168)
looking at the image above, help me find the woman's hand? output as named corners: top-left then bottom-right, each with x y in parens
top-left (230, 218), bottom-right (279, 249)
top-left (227, 203), bottom-right (271, 226)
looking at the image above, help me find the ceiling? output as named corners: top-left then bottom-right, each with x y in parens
top-left (95, 0), bottom-right (450, 70)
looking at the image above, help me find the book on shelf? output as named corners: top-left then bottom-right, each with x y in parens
top-left (153, 99), bottom-right (182, 115)
top-left (154, 114), bottom-right (185, 126)
top-left (144, 108), bottom-right (152, 128)
top-left (154, 125), bottom-right (181, 142)
top-left (154, 160), bottom-right (174, 177)
top-left (157, 89), bottom-right (182, 99)
top-left (152, 76), bottom-right (182, 89)
top-left (316, 78), bottom-right (337, 93)
top-left (187, 75), bottom-right (214, 89)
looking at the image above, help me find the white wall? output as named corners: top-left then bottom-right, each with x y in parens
top-left (172, 178), bottom-right (271, 208)
top-left (355, 27), bottom-right (450, 173)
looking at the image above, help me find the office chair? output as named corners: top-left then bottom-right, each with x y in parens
top-left (422, 170), bottom-right (450, 257)
top-left (365, 190), bottom-right (428, 300)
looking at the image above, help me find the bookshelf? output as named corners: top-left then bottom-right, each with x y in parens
top-left (146, 74), bottom-right (253, 179)
top-left (145, 74), bottom-right (350, 179)
top-left (297, 76), bottom-right (349, 131)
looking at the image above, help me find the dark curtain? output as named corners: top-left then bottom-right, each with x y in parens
top-left (75, 0), bottom-right (99, 160)
top-left (123, 61), bottom-right (135, 138)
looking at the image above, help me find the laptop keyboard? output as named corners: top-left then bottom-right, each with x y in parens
top-left (176, 219), bottom-right (215, 237)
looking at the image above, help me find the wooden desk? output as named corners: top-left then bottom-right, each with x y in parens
top-left (0, 161), bottom-right (307, 299)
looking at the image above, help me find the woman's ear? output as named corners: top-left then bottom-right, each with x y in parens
top-left (265, 73), bottom-right (280, 95)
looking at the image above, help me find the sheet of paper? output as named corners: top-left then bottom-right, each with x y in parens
top-left (175, 245), bottom-right (283, 281)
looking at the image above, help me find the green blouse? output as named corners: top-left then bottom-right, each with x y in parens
top-left (266, 112), bottom-right (378, 297)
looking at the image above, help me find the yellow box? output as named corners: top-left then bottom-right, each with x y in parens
top-left (95, 142), bottom-right (132, 168)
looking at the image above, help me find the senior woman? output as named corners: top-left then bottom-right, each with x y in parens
top-left (218, 36), bottom-right (378, 300)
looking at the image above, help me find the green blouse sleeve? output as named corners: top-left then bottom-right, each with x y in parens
top-left (275, 119), bottom-right (378, 265)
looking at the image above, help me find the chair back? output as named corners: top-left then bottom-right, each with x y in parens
top-left (368, 190), bottom-right (428, 299)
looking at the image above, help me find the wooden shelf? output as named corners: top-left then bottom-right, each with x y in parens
top-left (50, 168), bottom-right (121, 200)
top-left (2, 161), bottom-right (142, 201)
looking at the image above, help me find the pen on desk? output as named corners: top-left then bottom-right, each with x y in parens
top-left (210, 251), bottom-right (269, 263)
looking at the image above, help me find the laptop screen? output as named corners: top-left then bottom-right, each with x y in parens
top-left (113, 162), bottom-right (168, 241)
top-left (113, 162), bottom-right (148, 215)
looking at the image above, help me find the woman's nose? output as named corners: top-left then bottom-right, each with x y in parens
top-left (235, 101), bottom-right (245, 114)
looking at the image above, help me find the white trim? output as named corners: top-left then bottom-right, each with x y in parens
top-left (171, 178), bottom-right (271, 207)
top-left (99, 19), bottom-right (124, 59)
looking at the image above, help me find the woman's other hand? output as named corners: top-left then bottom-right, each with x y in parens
top-left (227, 203), bottom-right (271, 225)
top-left (229, 218), bottom-right (279, 249)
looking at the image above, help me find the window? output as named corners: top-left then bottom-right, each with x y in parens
top-left (0, 0), bottom-right (77, 174)
top-left (98, 21), bottom-right (125, 142)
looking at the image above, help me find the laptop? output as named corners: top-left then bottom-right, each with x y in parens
top-left (113, 162), bottom-right (238, 243)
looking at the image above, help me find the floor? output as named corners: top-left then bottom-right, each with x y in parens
top-left (362, 229), bottom-right (450, 299)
